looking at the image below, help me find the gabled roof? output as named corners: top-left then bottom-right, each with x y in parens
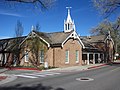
top-left (14, 30), bottom-right (82, 48)
top-left (47, 31), bottom-right (72, 45)
top-left (33, 30), bottom-right (72, 47)
top-left (33, 31), bottom-right (52, 44)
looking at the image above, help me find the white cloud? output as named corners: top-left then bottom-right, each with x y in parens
top-left (0, 11), bottom-right (23, 17)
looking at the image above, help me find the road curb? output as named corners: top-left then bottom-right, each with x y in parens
top-left (87, 64), bottom-right (108, 69)
top-left (6, 67), bottom-right (42, 72)
top-left (112, 62), bottom-right (120, 64)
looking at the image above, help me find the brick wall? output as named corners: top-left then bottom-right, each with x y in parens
top-left (20, 38), bottom-right (82, 68)
top-left (52, 39), bottom-right (82, 67)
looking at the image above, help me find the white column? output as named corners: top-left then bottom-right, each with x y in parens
top-left (98, 53), bottom-right (100, 58)
top-left (87, 53), bottom-right (90, 65)
top-left (98, 53), bottom-right (100, 63)
top-left (93, 53), bottom-right (95, 64)
top-left (102, 53), bottom-right (104, 63)
top-left (4, 54), bottom-right (7, 64)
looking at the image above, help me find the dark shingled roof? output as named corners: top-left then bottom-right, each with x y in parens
top-left (0, 30), bottom-right (73, 52)
top-left (81, 35), bottom-right (106, 43)
top-left (80, 35), bottom-right (106, 52)
top-left (33, 31), bottom-right (72, 46)
top-left (33, 31), bottom-right (52, 44)
top-left (47, 31), bottom-right (72, 44)
top-left (0, 36), bottom-right (26, 52)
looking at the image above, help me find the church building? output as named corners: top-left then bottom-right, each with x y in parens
top-left (0, 8), bottom-right (114, 68)
top-left (19, 7), bottom-right (84, 68)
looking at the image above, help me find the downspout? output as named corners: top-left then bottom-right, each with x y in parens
top-left (53, 48), bottom-right (55, 67)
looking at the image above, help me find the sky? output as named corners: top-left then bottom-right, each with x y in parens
top-left (0, 0), bottom-right (119, 39)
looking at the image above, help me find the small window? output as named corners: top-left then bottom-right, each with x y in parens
top-left (40, 50), bottom-right (44, 63)
top-left (25, 51), bottom-right (29, 62)
top-left (76, 50), bottom-right (79, 63)
top-left (65, 24), bottom-right (67, 30)
top-left (68, 24), bottom-right (70, 30)
top-left (65, 50), bottom-right (69, 64)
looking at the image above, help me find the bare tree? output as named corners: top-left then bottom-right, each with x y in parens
top-left (0, 37), bottom-right (25, 67)
top-left (90, 20), bottom-right (112, 35)
top-left (1, 0), bottom-right (56, 12)
top-left (15, 20), bottom-right (24, 37)
top-left (24, 35), bottom-right (48, 69)
top-left (35, 23), bottom-right (40, 32)
top-left (92, 0), bottom-right (120, 17)
top-left (13, 20), bottom-right (24, 66)
top-left (0, 40), bottom-right (9, 66)
top-left (90, 18), bottom-right (120, 55)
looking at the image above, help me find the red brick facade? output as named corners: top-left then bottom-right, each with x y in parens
top-left (20, 38), bottom-right (82, 68)
top-left (47, 39), bottom-right (82, 67)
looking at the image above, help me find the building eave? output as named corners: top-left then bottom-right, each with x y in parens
top-left (61, 31), bottom-right (85, 48)
top-left (19, 31), bottom-right (50, 48)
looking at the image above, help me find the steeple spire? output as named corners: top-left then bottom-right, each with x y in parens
top-left (66, 7), bottom-right (72, 23)
top-left (64, 7), bottom-right (76, 32)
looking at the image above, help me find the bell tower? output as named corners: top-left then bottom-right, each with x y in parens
top-left (64, 7), bottom-right (76, 32)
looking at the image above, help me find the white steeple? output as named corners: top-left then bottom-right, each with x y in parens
top-left (66, 7), bottom-right (72, 23)
top-left (64, 7), bottom-right (76, 32)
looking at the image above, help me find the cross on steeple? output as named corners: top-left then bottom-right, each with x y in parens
top-left (66, 7), bottom-right (72, 15)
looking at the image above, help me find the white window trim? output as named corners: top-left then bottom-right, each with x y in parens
top-left (40, 50), bottom-right (44, 64)
top-left (65, 50), bottom-right (69, 64)
top-left (76, 50), bottom-right (79, 63)
top-left (25, 51), bottom-right (29, 62)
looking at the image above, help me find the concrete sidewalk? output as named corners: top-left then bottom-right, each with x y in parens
top-left (0, 63), bottom-right (108, 74)
top-left (45, 63), bottom-right (108, 72)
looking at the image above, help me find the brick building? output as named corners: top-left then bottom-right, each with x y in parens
top-left (19, 8), bottom-right (84, 67)
top-left (0, 8), bottom-right (114, 68)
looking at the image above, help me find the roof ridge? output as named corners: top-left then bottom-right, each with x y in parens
top-left (33, 30), bottom-right (73, 35)
top-left (46, 31), bottom-right (64, 34)
top-left (0, 36), bottom-right (26, 41)
top-left (33, 30), bottom-right (46, 34)
top-left (33, 30), bottom-right (65, 35)
top-left (81, 34), bottom-right (105, 37)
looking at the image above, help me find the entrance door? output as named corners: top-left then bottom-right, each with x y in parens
top-left (95, 54), bottom-right (98, 63)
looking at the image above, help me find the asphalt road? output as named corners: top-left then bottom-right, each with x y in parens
top-left (1, 64), bottom-right (120, 90)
